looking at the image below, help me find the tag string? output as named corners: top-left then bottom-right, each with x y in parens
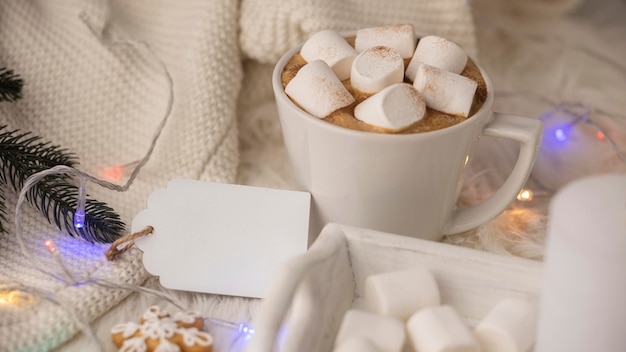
top-left (105, 225), bottom-right (154, 261)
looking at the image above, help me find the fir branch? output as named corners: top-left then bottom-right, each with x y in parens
top-left (0, 67), bottom-right (24, 102)
top-left (30, 179), bottom-right (125, 243)
top-left (0, 125), bottom-right (125, 242)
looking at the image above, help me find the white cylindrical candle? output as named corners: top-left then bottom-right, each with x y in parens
top-left (535, 174), bottom-right (626, 351)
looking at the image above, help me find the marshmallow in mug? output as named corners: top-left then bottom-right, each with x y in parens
top-left (405, 35), bottom-right (468, 79)
top-left (354, 83), bottom-right (426, 132)
top-left (413, 63), bottom-right (478, 117)
top-left (291, 28), bottom-right (478, 130)
top-left (284, 59), bottom-right (355, 119)
top-left (350, 46), bottom-right (404, 93)
top-left (300, 29), bottom-right (357, 80)
top-left (354, 23), bottom-right (417, 59)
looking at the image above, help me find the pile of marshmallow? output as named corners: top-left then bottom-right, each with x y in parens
top-left (334, 265), bottom-right (537, 352)
top-left (285, 24), bottom-right (478, 132)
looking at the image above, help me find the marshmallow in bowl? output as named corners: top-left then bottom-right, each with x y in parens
top-left (412, 63), bottom-right (477, 117)
top-left (474, 297), bottom-right (538, 352)
top-left (405, 35), bottom-right (468, 80)
top-left (285, 60), bottom-right (355, 119)
top-left (354, 24), bottom-right (417, 59)
top-left (300, 29), bottom-right (357, 80)
top-left (354, 83), bottom-right (425, 132)
top-left (364, 267), bottom-right (440, 321)
top-left (335, 309), bottom-right (406, 352)
top-left (334, 337), bottom-right (379, 352)
top-left (407, 305), bottom-right (481, 352)
top-left (350, 46), bottom-right (404, 93)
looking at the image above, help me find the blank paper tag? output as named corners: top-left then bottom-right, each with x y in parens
top-left (131, 179), bottom-right (310, 298)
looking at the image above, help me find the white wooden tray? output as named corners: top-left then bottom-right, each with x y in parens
top-left (246, 223), bottom-right (542, 352)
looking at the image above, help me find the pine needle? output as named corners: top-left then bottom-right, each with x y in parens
top-left (0, 67), bottom-right (24, 102)
top-left (0, 126), bottom-right (125, 242)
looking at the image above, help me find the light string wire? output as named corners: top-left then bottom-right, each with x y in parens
top-left (3, 12), bottom-right (252, 351)
top-left (13, 8), bottom-right (174, 282)
top-left (496, 95), bottom-right (626, 198)
top-left (495, 92), bottom-right (626, 166)
top-left (0, 281), bottom-right (101, 348)
top-left (6, 12), bottom-right (176, 351)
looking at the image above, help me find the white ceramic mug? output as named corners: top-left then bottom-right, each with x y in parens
top-left (273, 42), bottom-right (543, 243)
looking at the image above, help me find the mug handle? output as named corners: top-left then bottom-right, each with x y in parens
top-left (443, 113), bottom-right (543, 235)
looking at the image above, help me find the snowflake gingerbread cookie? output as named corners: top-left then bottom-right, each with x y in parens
top-left (111, 305), bottom-right (213, 352)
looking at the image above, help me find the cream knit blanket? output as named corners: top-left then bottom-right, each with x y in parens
top-left (0, 0), bottom-right (514, 351)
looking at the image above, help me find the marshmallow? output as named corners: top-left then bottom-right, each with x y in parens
top-left (354, 83), bottom-right (425, 132)
top-left (334, 337), bottom-right (379, 352)
top-left (300, 29), bottom-right (357, 80)
top-left (365, 267), bottom-right (440, 321)
top-left (474, 297), bottom-right (538, 352)
top-left (407, 305), bottom-right (481, 352)
top-left (355, 24), bottom-right (417, 59)
top-left (350, 46), bottom-right (404, 93)
top-left (285, 60), bottom-right (355, 119)
top-left (406, 35), bottom-right (468, 80)
top-left (335, 309), bottom-right (405, 352)
top-left (412, 63), bottom-right (477, 117)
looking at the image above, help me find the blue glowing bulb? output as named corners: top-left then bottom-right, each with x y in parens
top-left (238, 323), bottom-right (255, 340)
top-left (73, 211), bottom-right (86, 228)
top-left (74, 178), bottom-right (87, 229)
top-left (554, 128), bottom-right (567, 142)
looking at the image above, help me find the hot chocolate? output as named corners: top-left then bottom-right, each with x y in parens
top-left (272, 24), bottom-right (543, 242)
top-left (281, 35), bottom-right (488, 134)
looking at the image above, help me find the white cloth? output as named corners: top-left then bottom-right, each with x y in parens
top-left (240, 0), bottom-right (478, 62)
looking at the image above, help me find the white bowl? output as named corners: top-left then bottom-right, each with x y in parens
top-left (247, 223), bottom-right (542, 352)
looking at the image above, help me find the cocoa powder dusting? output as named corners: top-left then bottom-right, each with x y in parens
top-left (281, 36), bottom-right (487, 134)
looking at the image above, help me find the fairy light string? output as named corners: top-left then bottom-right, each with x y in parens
top-left (485, 14), bottom-right (626, 201)
top-left (476, 6), bottom-right (626, 204)
top-left (498, 93), bottom-right (626, 201)
top-left (2, 11), bottom-right (255, 351)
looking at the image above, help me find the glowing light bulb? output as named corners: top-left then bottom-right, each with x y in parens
top-left (73, 178), bottom-right (87, 229)
top-left (0, 292), bottom-right (12, 305)
top-left (0, 291), bottom-right (36, 307)
top-left (103, 165), bottom-right (124, 181)
top-left (0, 291), bottom-right (17, 306)
top-left (44, 239), bottom-right (57, 254)
top-left (238, 323), bottom-right (255, 340)
top-left (554, 128), bottom-right (567, 142)
top-left (517, 189), bottom-right (534, 201)
top-left (205, 317), bottom-right (255, 341)
top-left (100, 160), bottom-right (140, 181)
